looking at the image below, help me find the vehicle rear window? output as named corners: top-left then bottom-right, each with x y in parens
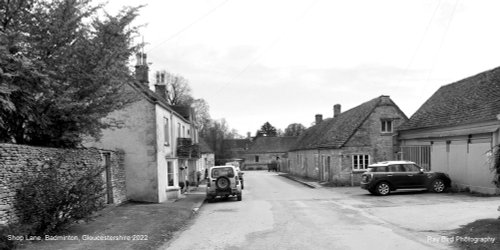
top-left (211, 167), bottom-right (234, 178)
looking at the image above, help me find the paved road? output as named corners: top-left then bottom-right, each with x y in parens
top-left (162, 171), bottom-right (498, 250)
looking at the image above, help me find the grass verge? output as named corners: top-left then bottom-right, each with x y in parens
top-left (453, 218), bottom-right (500, 250)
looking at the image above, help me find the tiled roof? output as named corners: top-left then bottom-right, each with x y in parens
top-left (171, 106), bottom-right (192, 120)
top-left (291, 96), bottom-right (397, 151)
top-left (399, 66), bottom-right (500, 131)
top-left (127, 81), bottom-right (191, 124)
top-left (245, 136), bottom-right (298, 154)
top-left (222, 139), bottom-right (251, 150)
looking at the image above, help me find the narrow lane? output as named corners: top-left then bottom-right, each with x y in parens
top-left (162, 171), bottom-right (449, 250)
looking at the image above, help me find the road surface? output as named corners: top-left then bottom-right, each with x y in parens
top-left (162, 171), bottom-right (488, 250)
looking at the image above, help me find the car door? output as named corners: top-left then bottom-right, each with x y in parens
top-left (386, 164), bottom-right (408, 188)
top-left (403, 164), bottom-right (426, 188)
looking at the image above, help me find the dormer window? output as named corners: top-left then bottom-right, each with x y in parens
top-left (381, 120), bottom-right (393, 133)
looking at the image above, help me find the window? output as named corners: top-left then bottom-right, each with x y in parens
top-left (381, 120), bottom-right (393, 133)
top-left (182, 125), bottom-right (185, 137)
top-left (403, 164), bottom-right (421, 172)
top-left (163, 118), bottom-right (170, 145)
top-left (255, 155), bottom-right (259, 162)
top-left (352, 154), bottom-right (369, 170)
top-left (177, 123), bottom-right (181, 137)
top-left (212, 167), bottom-right (234, 178)
top-left (167, 161), bottom-right (174, 186)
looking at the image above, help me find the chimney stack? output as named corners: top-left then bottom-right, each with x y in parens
top-left (247, 132), bottom-right (251, 139)
top-left (315, 114), bottom-right (323, 124)
top-left (334, 104), bottom-right (341, 118)
top-left (135, 53), bottom-right (149, 86)
top-left (154, 71), bottom-right (167, 99)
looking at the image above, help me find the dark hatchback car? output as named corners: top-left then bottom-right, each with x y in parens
top-left (360, 161), bottom-right (451, 196)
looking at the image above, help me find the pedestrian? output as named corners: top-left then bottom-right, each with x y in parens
top-left (205, 168), bottom-right (209, 179)
top-left (196, 170), bottom-right (201, 187)
top-left (276, 156), bottom-right (281, 172)
top-left (270, 158), bottom-right (277, 172)
top-left (185, 171), bottom-right (190, 192)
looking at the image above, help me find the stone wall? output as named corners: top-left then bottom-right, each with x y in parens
top-left (0, 143), bottom-right (127, 225)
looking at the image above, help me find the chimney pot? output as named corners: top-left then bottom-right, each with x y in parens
top-left (315, 114), bottom-right (323, 124)
top-left (334, 104), bottom-right (341, 118)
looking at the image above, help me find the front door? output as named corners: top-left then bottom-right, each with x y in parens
top-left (323, 156), bottom-right (330, 182)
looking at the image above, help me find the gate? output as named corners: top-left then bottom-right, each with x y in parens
top-left (399, 146), bottom-right (431, 171)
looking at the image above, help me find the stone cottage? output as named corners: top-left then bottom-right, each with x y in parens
top-left (398, 67), bottom-right (500, 194)
top-left (288, 96), bottom-right (408, 185)
top-left (84, 53), bottom-right (200, 202)
top-left (243, 136), bottom-right (298, 171)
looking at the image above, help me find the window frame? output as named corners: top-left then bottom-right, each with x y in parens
top-left (381, 119), bottom-right (393, 133)
top-left (167, 161), bottom-right (175, 187)
top-left (352, 154), bottom-right (370, 171)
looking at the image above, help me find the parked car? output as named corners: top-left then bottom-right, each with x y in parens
top-left (206, 165), bottom-right (243, 202)
top-left (360, 161), bottom-right (451, 196)
top-left (226, 162), bottom-right (244, 189)
top-left (235, 166), bottom-right (244, 189)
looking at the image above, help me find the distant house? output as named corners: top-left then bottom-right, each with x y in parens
top-left (84, 53), bottom-right (200, 202)
top-left (243, 136), bottom-right (298, 171)
top-left (221, 138), bottom-right (252, 163)
top-left (288, 96), bottom-right (408, 184)
top-left (398, 67), bottom-right (500, 194)
top-left (199, 138), bottom-right (215, 179)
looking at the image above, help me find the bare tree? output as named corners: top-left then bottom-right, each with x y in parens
top-left (164, 72), bottom-right (193, 106)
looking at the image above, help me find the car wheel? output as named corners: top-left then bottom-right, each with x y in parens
top-left (430, 179), bottom-right (446, 193)
top-left (375, 182), bottom-right (391, 196)
top-left (241, 181), bottom-right (244, 190)
top-left (216, 176), bottom-right (230, 190)
top-left (237, 194), bottom-right (242, 201)
top-left (206, 196), bottom-right (214, 203)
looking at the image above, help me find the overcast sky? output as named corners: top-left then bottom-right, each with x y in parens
top-left (103, 0), bottom-right (500, 136)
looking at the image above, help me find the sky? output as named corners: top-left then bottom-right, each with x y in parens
top-left (103, 0), bottom-right (500, 136)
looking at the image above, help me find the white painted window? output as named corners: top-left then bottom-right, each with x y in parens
top-left (352, 154), bottom-right (370, 170)
top-left (381, 120), bottom-right (393, 133)
top-left (167, 161), bottom-right (175, 186)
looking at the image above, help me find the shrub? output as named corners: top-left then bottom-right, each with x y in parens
top-left (0, 224), bottom-right (29, 250)
top-left (14, 159), bottom-right (105, 236)
top-left (488, 145), bottom-right (500, 188)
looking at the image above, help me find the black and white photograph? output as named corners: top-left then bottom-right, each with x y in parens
top-left (1, 0), bottom-right (500, 249)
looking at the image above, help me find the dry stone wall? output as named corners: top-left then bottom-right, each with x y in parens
top-left (0, 143), bottom-right (126, 225)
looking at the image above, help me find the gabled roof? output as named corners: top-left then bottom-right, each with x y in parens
top-left (245, 136), bottom-right (298, 154)
top-left (399, 66), bottom-right (500, 131)
top-left (292, 96), bottom-right (403, 151)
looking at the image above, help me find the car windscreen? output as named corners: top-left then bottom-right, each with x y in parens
top-left (211, 167), bottom-right (235, 178)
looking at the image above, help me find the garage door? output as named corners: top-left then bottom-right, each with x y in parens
top-left (467, 141), bottom-right (497, 193)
